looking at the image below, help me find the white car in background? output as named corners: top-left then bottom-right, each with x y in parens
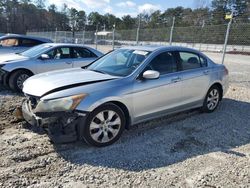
top-left (0, 43), bottom-right (103, 91)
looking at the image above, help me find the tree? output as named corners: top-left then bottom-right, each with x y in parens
top-left (103, 13), bottom-right (116, 30)
top-left (211, 0), bottom-right (229, 24)
top-left (88, 12), bottom-right (105, 30)
top-left (120, 15), bottom-right (136, 29)
top-left (229, 0), bottom-right (248, 22)
top-left (148, 10), bottom-right (163, 28)
top-left (35, 0), bottom-right (46, 9)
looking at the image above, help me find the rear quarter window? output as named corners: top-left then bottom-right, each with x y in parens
top-left (0, 38), bottom-right (19, 47)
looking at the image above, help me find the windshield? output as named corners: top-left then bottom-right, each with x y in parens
top-left (20, 44), bottom-right (53, 57)
top-left (87, 49), bottom-right (150, 77)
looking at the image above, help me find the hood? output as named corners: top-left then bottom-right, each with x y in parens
top-left (0, 53), bottom-right (29, 64)
top-left (23, 68), bottom-right (119, 97)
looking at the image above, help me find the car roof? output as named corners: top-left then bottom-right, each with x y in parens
top-left (0, 34), bottom-right (53, 43)
top-left (120, 45), bottom-right (202, 54)
top-left (40, 43), bottom-right (93, 47)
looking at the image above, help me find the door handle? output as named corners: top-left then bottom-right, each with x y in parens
top-left (171, 77), bottom-right (181, 83)
top-left (65, 62), bottom-right (72, 64)
top-left (203, 70), bottom-right (210, 75)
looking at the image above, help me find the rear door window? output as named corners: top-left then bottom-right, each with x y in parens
top-left (200, 56), bottom-right (208, 67)
top-left (20, 39), bottom-right (42, 47)
top-left (72, 47), bottom-right (97, 58)
top-left (178, 52), bottom-right (202, 70)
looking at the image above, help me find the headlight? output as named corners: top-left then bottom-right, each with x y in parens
top-left (35, 94), bottom-right (87, 113)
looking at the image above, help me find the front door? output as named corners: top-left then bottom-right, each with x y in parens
top-left (36, 47), bottom-right (73, 74)
top-left (132, 51), bottom-right (183, 123)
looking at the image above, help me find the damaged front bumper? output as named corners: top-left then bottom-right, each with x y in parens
top-left (21, 99), bottom-right (88, 143)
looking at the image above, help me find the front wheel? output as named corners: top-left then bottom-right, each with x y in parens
top-left (81, 103), bottom-right (126, 147)
top-left (9, 70), bottom-right (32, 92)
top-left (202, 85), bottom-right (221, 113)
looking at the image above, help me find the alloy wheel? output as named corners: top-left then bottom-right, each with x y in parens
top-left (207, 89), bottom-right (219, 110)
top-left (17, 74), bottom-right (29, 90)
top-left (89, 110), bottom-right (121, 143)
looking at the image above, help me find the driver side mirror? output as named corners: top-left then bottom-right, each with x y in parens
top-left (142, 70), bottom-right (160, 80)
top-left (40, 54), bottom-right (50, 60)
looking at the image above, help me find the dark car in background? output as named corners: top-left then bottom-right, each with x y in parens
top-left (0, 34), bottom-right (53, 55)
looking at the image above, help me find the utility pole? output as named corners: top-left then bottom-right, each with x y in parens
top-left (136, 15), bottom-right (141, 45)
top-left (112, 24), bottom-right (116, 50)
top-left (222, 13), bottom-right (233, 64)
top-left (169, 16), bottom-right (175, 45)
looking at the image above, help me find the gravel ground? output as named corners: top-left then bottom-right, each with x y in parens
top-left (0, 52), bottom-right (250, 187)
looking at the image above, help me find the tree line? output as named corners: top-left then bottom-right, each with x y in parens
top-left (0, 0), bottom-right (249, 34)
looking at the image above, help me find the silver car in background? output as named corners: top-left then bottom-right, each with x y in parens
top-left (0, 34), bottom-right (53, 55)
top-left (21, 46), bottom-right (229, 147)
top-left (0, 43), bottom-right (103, 91)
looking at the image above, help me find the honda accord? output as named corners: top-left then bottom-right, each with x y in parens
top-left (20, 46), bottom-right (229, 147)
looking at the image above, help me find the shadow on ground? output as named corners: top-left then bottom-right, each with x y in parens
top-left (51, 98), bottom-right (250, 171)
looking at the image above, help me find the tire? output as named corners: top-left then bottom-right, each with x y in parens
top-left (81, 103), bottom-right (126, 147)
top-left (202, 85), bottom-right (221, 113)
top-left (9, 70), bottom-right (32, 92)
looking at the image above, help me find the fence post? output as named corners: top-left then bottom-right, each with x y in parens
top-left (112, 24), bottom-right (115, 50)
top-left (169, 17), bottom-right (175, 45)
top-left (136, 15), bottom-right (141, 45)
top-left (55, 28), bottom-right (57, 43)
top-left (83, 29), bottom-right (85, 44)
top-left (199, 20), bottom-right (205, 51)
top-left (95, 25), bottom-right (98, 50)
top-left (222, 15), bottom-right (233, 64)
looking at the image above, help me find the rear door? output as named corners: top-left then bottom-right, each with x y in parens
top-left (71, 47), bottom-right (98, 68)
top-left (175, 51), bottom-right (211, 105)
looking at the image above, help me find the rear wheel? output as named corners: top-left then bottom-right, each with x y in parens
top-left (202, 85), bottom-right (221, 113)
top-left (9, 70), bottom-right (32, 92)
top-left (81, 103), bottom-right (125, 147)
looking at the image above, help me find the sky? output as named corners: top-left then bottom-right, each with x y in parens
top-left (47, 0), bottom-right (211, 17)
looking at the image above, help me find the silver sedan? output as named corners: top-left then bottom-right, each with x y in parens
top-left (21, 46), bottom-right (229, 147)
top-left (0, 43), bottom-right (103, 91)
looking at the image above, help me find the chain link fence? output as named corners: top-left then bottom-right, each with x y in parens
top-left (27, 22), bottom-right (250, 57)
